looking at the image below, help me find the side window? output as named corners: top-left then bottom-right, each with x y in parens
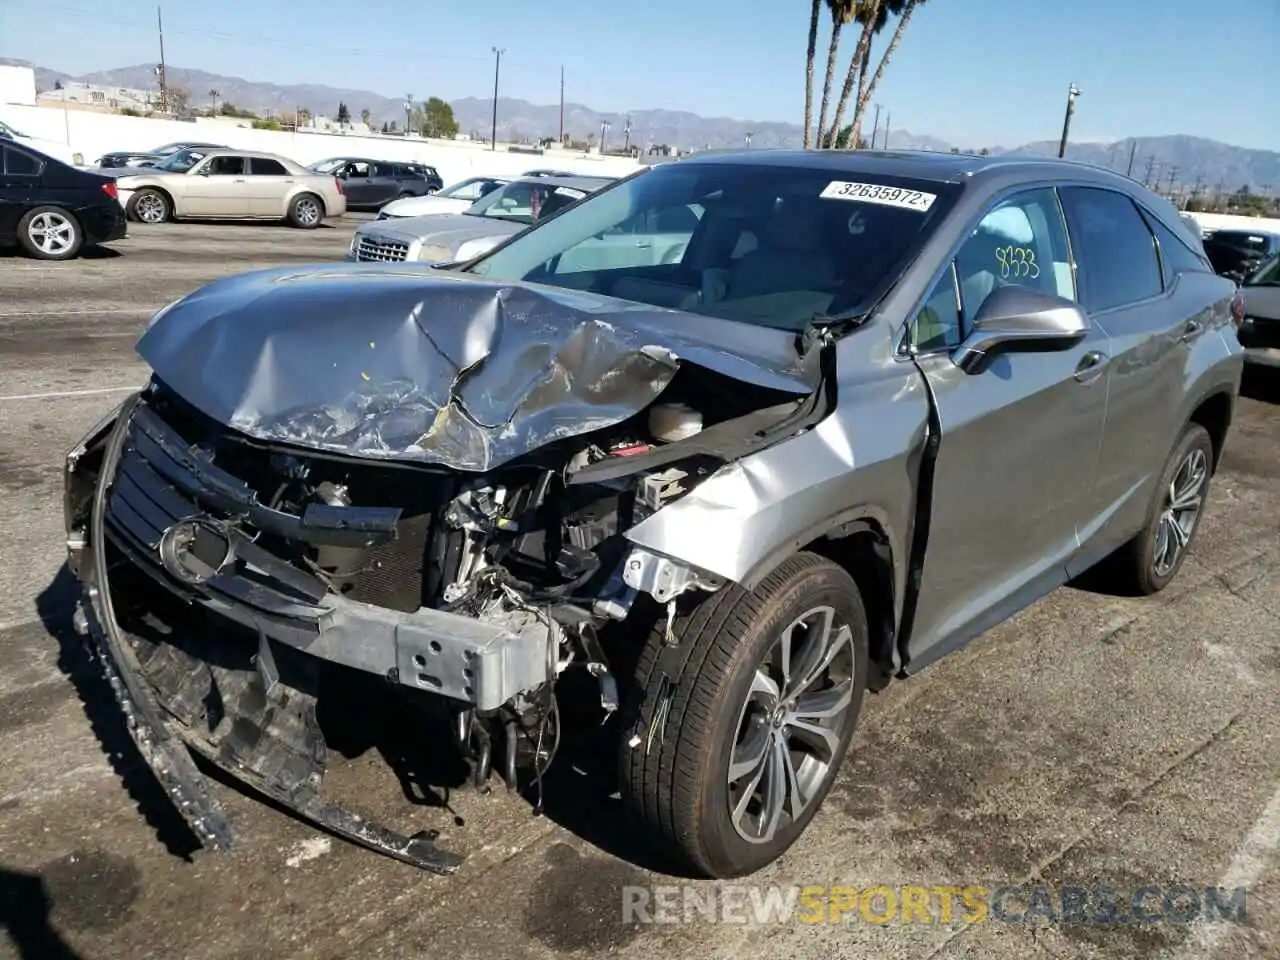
top-left (1059, 187), bottom-right (1162, 312)
top-left (372, 163), bottom-right (396, 178)
top-left (912, 262), bottom-right (963, 352)
top-left (4, 147), bottom-right (41, 176)
top-left (953, 188), bottom-right (1075, 324)
top-left (1144, 213), bottom-right (1212, 285)
top-left (207, 155), bottom-right (246, 176)
top-left (346, 162), bottom-right (370, 178)
top-left (249, 158), bottom-right (288, 176)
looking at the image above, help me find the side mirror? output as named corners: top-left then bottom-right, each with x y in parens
top-left (951, 285), bottom-right (1089, 374)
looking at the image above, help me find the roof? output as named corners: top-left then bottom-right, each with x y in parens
top-left (674, 148), bottom-right (1144, 190)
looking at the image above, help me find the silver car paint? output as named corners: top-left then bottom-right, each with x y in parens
top-left (627, 158), bottom-right (1242, 673)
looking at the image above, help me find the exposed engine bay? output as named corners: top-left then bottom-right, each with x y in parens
top-left (65, 336), bottom-right (826, 871)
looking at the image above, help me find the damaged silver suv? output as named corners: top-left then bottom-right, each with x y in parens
top-left (64, 150), bottom-right (1245, 879)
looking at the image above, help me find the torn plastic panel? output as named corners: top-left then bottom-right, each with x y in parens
top-left (136, 267), bottom-right (815, 472)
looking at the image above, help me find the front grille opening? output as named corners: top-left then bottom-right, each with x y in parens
top-left (355, 236), bottom-right (410, 262)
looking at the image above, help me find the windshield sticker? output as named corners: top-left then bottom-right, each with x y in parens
top-left (820, 181), bottom-right (937, 212)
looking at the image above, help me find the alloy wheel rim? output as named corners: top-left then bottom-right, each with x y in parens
top-left (136, 193), bottom-right (165, 223)
top-left (727, 605), bottom-right (855, 844)
top-left (296, 199), bottom-right (319, 225)
top-left (1153, 447), bottom-right (1208, 578)
top-left (29, 212), bottom-right (75, 255)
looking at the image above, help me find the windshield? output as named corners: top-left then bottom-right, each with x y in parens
top-left (466, 180), bottom-right (589, 225)
top-left (309, 158), bottom-right (346, 174)
top-left (439, 177), bottom-right (504, 201)
top-left (153, 149), bottom-right (209, 173)
top-left (0, 120), bottom-right (26, 138)
top-left (152, 143), bottom-right (189, 157)
top-left (466, 163), bottom-right (958, 331)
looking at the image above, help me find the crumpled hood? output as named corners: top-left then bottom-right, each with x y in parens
top-left (137, 264), bottom-right (813, 472)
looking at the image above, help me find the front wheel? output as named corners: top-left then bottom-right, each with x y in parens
top-left (17, 206), bottom-right (83, 260)
top-left (127, 188), bottom-right (170, 224)
top-left (618, 552), bottom-right (868, 878)
top-left (287, 193), bottom-right (323, 229)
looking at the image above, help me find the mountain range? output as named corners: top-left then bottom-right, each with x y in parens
top-left (8, 59), bottom-right (1279, 191)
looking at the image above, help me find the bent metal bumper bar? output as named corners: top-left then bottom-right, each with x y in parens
top-left (73, 391), bottom-right (465, 874)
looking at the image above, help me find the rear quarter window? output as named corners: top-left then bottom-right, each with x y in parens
top-left (4, 147), bottom-right (42, 176)
top-left (1059, 186), bottom-right (1162, 312)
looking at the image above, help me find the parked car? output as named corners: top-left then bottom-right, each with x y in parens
top-left (1202, 228), bottom-right (1280, 282)
top-left (349, 174), bottom-right (612, 263)
top-left (1237, 254), bottom-right (1280, 367)
top-left (0, 118), bottom-right (85, 167)
top-left (114, 148), bottom-right (346, 228)
top-left (306, 157), bottom-right (443, 209)
top-left (376, 175), bottom-right (513, 219)
top-left (96, 141), bottom-right (225, 169)
top-left (63, 151), bottom-right (1243, 882)
top-left (0, 141), bottom-right (125, 259)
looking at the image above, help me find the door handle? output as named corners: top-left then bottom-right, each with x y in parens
top-left (1074, 350), bottom-right (1109, 383)
top-left (1180, 318), bottom-right (1203, 342)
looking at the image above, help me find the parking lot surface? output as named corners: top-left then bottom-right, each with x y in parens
top-left (1, 220), bottom-right (1278, 960)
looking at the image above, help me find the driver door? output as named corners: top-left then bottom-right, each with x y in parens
top-left (904, 186), bottom-right (1111, 668)
top-left (338, 161), bottom-right (375, 205)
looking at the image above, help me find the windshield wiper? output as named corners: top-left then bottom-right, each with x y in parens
top-left (796, 310), bottom-right (870, 356)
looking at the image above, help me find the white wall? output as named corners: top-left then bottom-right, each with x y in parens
top-left (1185, 211), bottom-right (1280, 236)
top-left (0, 66), bottom-right (38, 106)
top-left (0, 104), bottom-right (643, 185)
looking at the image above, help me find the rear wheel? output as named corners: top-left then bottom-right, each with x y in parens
top-left (287, 193), bottom-right (323, 229)
top-left (17, 206), bottom-right (83, 260)
top-left (618, 552), bottom-right (868, 878)
top-left (1111, 421), bottom-right (1214, 595)
top-left (127, 188), bottom-right (170, 224)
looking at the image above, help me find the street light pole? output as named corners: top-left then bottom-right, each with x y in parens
top-left (870, 103), bottom-right (882, 149)
top-left (490, 47), bottom-right (505, 151)
top-left (1057, 83), bottom-right (1080, 159)
top-left (404, 94), bottom-right (413, 136)
top-left (599, 119), bottom-right (610, 153)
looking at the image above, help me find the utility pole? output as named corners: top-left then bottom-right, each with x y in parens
top-left (1164, 165), bottom-right (1178, 198)
top-left (558, 65), bottom-right (565, 144)
top-left (404, 94), bottom-right (413, 135)
top-left (1057, 83), bottom-right (1080, 158)
top-left (156, 5), bottom-right (168, 113)
top-left (883, 111), bottom-right (890, 149)
top-left (1142, 155), bottom-right (1156, 187)
top-left (599, 119), bottom-right (610, 153)
top-left (744, 131), bottom-right (753, 148)
top-left (870, 103), bottom-right (882, 149)
top-left (490, 47), bottom-right (505, 151)
top-left (624, 115), bottom-right (632, 153)
top-left (1125, 139), bottom-right (1138, 178)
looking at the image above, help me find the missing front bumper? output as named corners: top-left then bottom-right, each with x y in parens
top-left (74, 392), bottom-right (466, 875)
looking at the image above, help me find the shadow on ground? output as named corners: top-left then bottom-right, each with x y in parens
top-left (0, 866), bottom-right (83, 960)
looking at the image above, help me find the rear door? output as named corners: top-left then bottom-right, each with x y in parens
top-left (245, 156), bottom-right (294, 216)
top-left (904, 186), bottom-right (1110, 667)
top-left (368, 164), bottom-right (403, 205)
top-left (0, 145), bottom-right (42, 236)
top-left (1056, 187), bottom-right (1197, 571)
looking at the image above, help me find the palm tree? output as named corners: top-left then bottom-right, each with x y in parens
top-left (816, 0), bottom-right (855, 149)
top-left (803, 0), bottom-right (821, 147)
top-left (208, 88), bottom-right (219, 116)
top-left (827, 0), bottom-right (923, 148)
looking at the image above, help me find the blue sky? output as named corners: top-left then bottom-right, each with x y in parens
top-left (5, 0), bottom-right (1279, 151)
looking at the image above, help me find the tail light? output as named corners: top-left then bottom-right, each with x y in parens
top-left (334, 176), bottom-right (344, 196)
top-left (1230, 293), bottom-right (1245, 331)
top-left (101, 180), bottom-right (118, 201)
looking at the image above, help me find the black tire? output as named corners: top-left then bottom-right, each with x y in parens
top-left (618, 552), bottom-right (868, 878)
top-left (397, 191), bottom-right (413, 200)
top-left (1111, 421), bottom-right (1214, 595)
top-left (127, 188), bottom-right (170, 224)
top-left (287, 193), bottom-right (324, 229)
top-left (17, 206), bottom-right (83, 261)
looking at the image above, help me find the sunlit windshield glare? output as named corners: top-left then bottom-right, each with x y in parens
top-left (466, 181), bottom-right (588, 225)
top-left (467, 164), bottom-right (954, 331)
top-left (309, 158), bottom-right (344, 173)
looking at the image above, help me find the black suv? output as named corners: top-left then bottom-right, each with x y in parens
top-left (307, 158), bottom-right (444, 210)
